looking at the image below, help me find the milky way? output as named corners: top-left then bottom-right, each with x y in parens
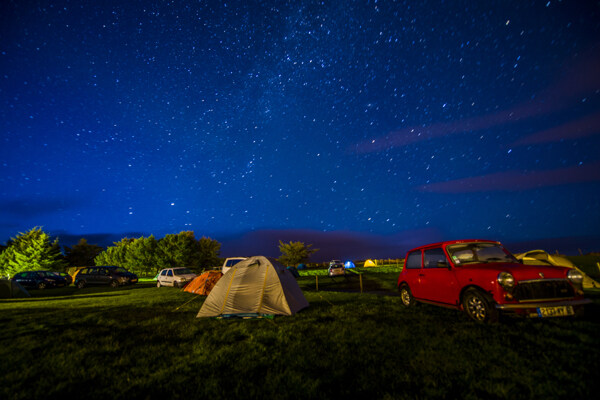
top-left (1, 1), bottom-right (599, 260)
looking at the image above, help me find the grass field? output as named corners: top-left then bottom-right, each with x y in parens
top-left (1, 272), bottom-right (599, 400)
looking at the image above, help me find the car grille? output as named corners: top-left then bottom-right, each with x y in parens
top-left (513, 279), bottom-right (574, 301)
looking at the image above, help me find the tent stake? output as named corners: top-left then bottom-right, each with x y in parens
top-left (316, 275), bottom-right (319, 291)
top-left (359, 274), bottom-right (363, 293)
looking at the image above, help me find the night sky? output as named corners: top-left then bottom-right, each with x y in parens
top-left (1, 1), bottom-right (599, 261)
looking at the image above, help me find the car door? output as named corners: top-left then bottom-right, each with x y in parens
top-left (164, 269), bottom-right (174, 286)
top-left (97, 268), bottom-right (112, 285)
top-left (403, 250), bottom-right (425, 298)
top-left (418, 247), bottom-right (460, 305)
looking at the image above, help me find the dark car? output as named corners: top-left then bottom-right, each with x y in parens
top-left (74, 266), bottom-right (138, 289)
top-left (397, 239), bottom-right (591, 323)
top-left (12, 270), bottom-right (69, 290)
top-left (51, 271), bottom-right (73, 285)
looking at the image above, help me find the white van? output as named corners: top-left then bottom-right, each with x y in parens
top-left (221, 257), bottom-right (248, 274)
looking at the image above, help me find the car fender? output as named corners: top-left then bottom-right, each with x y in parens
top-left (458, 284), bottom-right (496, 309)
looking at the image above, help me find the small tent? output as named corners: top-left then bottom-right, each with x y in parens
top-left (0, 279), bottom-right (30, 299)
top-left (183, 271), bottom-right (223, 295)
top-left (197, 256), bottom-right (309, 318)
top-left (515, 250), bottom-right (600, 289)
top-left (344, 261), bottom-right (356, 269)
top-left (363, 259), bottom-right (377, 267)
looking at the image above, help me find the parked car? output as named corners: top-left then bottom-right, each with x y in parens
top-left (12, 270), bottom-right (69, 290)
top-left (328, 260), bottom-right (345, 277)
top-left (74, 266), bottom-right (138, 289)
top-left (222, 257), bottom-right (247, 274)
top-left (51, 271), bottom-right (73, 285)
top-left (156, 267), bottom-right (197, 288)
top-left (397, 239), bottom-right (591, 323)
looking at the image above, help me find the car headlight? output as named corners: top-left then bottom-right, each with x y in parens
top-left (567, 269), bottom-right (583, 285)
top-left (497, 272), bottom-right (515, 290)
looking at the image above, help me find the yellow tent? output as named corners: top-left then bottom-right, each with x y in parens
top-left (363, 259), bottom-right (377, 267)
top-left (515, 250), bottom-right (600, 289)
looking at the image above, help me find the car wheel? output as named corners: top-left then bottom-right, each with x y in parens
top-left (399, 284), bottom-right (416, 307)
top-left (76, 280), bottom-right (85, 289)
top-left (462, 288), bottom-right (498, 323)
top-left (110, 280), bottom-right (119, 288)
top-left (157, 280), bottom-right (161, 288)
top-left (37, 282), bottom-right (46, 290)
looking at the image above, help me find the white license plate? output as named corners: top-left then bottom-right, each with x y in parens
top-left (537, 305), bottom-right (574, 318)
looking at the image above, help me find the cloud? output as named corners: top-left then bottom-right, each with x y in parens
top-left (416, 162), bottom-right (600, 193)
top-left (0, 198), bottom-right (85, 218)
top-left (349, 47), bottom-right (600, 154)
top-left (218, 228), bottom-right (443, 261)
top-left (511, 111), bottom-right (600, 146)
top-left (52, 231), bottom-right (150, 248)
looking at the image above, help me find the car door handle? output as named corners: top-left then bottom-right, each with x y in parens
top-left (419, 274), bottom-right (425, 277)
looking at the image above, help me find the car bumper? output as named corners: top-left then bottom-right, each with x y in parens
top-left (495, 298), bottom-right (592, 310)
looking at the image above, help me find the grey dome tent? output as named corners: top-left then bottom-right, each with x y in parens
top-left (0, 279), bottom-right (30, 299)
top-left (197, 256), bottom-right (309, 318)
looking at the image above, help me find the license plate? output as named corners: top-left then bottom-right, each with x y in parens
top-left (537, 306), bottom-right (574, 318)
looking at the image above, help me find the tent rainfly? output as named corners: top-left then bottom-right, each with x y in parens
top-left (0, 279), bottom-right (30, 299)
top-left (197, 256), bottom-right (309, 318)
top-left (183, 270), bottom-right (223, 295)
top-left (363, 259), bottom-right (377, 267)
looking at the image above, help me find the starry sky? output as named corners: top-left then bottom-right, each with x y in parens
top-left (1, 0), bottom-right (599, 261)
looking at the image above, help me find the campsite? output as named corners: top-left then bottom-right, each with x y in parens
top-left (1, 260), bottom-right (600, 400)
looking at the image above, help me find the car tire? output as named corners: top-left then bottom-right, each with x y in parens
top-left (399, 284), bottom-right (416, 307)
top-left (76, 280), bottom-right (85, 289)
top-left (37, 282), bottom-right (46, 290)
top-left (157, 280), bottom-right (161, 288)
top-left (110, 280), bottom-right (119, 288)
top-left (462, 288), bottom-right (498, 323)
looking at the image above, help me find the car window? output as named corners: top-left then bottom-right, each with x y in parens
top-left (174, 268), bottom-right (193, 276)
top-left (424, 248), bottom-right (448, 268)
top-left (160, 270), bottom-right (168, 276)
top-left (405, 251), bottom-right (422, 269)
top-left (167, 270), bottom-right (173, 277)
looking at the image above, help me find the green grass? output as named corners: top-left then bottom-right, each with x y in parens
top-left (1, 277), bottom-right (599, 400)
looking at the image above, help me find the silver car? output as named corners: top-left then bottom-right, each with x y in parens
top-left (156, 267), bottom-right (197, 288)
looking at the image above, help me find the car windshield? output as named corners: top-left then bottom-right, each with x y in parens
top-left (174, 268), bottom-right (193, 275)
top-left (112, 267), bottom-right (129, 274)
top-left (446, 242), bottom-right (517, 265)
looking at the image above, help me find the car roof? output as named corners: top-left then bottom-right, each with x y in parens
top-left (407, 239), bottom-right (501, 253)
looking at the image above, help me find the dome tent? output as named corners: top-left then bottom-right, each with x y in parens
top-left (183, 270), bottom-right (223, 295)
top-left (197, 256), bottom-right (309, 318)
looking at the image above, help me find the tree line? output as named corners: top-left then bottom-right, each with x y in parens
top-left (0, 227), bottom-right (318, 278)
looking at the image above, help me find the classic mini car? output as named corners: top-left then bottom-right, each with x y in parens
top-left (74, 266), bottom-right (138, 289)
top-left (156, 267), bottom-right (197, 288)
top-left (12, 270), bottom-right (69, 290)
top-left (397, 239), bottom-right (591, 322)
top-left (328, 260), bottom-right (346, 277)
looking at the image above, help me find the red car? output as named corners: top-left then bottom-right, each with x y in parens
top-left (397, 239), bottom-right (591, 322)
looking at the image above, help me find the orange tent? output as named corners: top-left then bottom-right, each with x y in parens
top-left (182, 271), bottom-right (223, 295)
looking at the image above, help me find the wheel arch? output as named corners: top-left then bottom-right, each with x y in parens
top-left (459, 285), bottom-right (495, 309)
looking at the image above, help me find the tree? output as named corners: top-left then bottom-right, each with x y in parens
top-left (155, 231), bottom-right (200, 271)
top-left (0, 227), bottom-right (67, 277)
top-left (94, 238), bottom-right (135, 268)
top-left (278, 240), bottom-right (319, 266)
top-left (64, 238), bottom-right (104, 267)
top-left (197, 236), bottom-right (221, 269)
top-left (124, 235), bottom-right (158, 276)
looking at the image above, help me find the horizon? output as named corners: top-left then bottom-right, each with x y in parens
top-left (2, 227), bottom-right (598, 263)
